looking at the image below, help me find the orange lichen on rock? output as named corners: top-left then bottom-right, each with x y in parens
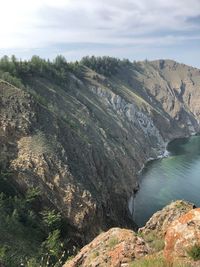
top-left (64, 228), bottom-right (151, 267)
top-left (164, 208), bottom-right (200, 263)
top-left (139, 200), bottom-right (195, 238)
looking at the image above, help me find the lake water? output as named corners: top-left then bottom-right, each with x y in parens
top-left (133, 135), bottom-right (200, 227)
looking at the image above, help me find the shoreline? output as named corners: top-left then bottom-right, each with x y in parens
top-left (128, 131), bottom-right (200, 221)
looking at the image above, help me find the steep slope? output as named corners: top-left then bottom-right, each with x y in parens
top-left (0, 58), bottom-right (200, 248)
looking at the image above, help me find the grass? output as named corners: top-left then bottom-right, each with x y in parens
top-left (187, 244), bottom-right (200, 261)
top-left (143, 232), bottom-right (165, 252)
top-left (93, 251), bottom-right (99, 257)
top-left (19, 131), bottom-right (55, 156)
top-left (130, 255), bottom-right (166, 267)
top-left (130, 255), bottom-right (193, 267)
top-left (174, 200), bottom-right (189, 209)
top-left (29, 90), bottom-right (49, 107)
top-left (108, 237), bottom-right (119, 249)
top-left (90, 250), bottom-right (100, 260)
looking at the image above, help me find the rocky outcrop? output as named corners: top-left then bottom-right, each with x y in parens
top-left (1, 59), bottom-right (200, 244)
top-left (64, 201), bottom-right (200, 267)
top-left (164, 208), bottom-right (200, 263)
top-left (139, 200), bottom-right (195, 238)
top-left (64, 228), bottom-right (151, 267)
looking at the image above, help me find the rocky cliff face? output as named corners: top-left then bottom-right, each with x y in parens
top-left (64, 201), bottom-right (200, 267)
top-left (0, 59), bottom-right (200, 245)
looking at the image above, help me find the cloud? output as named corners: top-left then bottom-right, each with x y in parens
top-left (0, 0), bottom-right (200, 65)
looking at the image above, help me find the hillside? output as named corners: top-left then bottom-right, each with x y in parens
top-left (0, 56), bottom-right (200, 265)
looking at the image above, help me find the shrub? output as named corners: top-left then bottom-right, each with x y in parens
top-left (41, 210), bottom-right (62, 232)
top-left (42, 229), bottom-right (63, 258)
top-left (25, 187), bottom-right (41, 204)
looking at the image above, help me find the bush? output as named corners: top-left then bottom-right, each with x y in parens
top-left (42, 230), bottom-right (62, 256)
top-left (25, 187), bottom-right (41, 204)
top-left (41, 210), bottom-right (62, 232)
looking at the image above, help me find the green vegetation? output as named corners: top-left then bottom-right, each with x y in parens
top-left (130, 255), bottom-right (167, 267)
top-left (0, 55), bottom-right (82, 89)
top-left (29, 90), bottom-right (49, 107)
top-left (29, 131), bottom-right (53, 155)
top-left (0, 71), bottom-right (24, 88)
top-left (89, 250), bottom-right (100, 262)
top-left (0, 172), bottom-right (70, 267)
top-left (130, 255), bottom-right (192, 267)
top-left (0, 55), bottom-right (131, 91)
top-left (81, 55), bottom-right (131, 76)
top-left (41, 210), bottom-right (62, 232)
top-left (187, 244), bottom-right (200, 261)
top-left (143, 232), bottom-right (165, 252)
top-left (108, 237), bottom-right (119, 248)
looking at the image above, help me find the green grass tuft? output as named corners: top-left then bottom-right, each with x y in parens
top-left (187, 244), bottom-right (200, 261)
top-left (130, 255), bottom-right (193, 267)
top-left (143, 232), bottom-right (165, 252)
top-left (108, 237), bottom-right (119, 249)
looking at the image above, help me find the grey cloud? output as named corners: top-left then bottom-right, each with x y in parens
top-left (37, 0), bottom-right (200, 36)
top-left (1, 0), bottom-right (200, 65)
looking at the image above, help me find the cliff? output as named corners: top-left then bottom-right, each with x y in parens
top-left (0, 58), bottom-right (200, 247)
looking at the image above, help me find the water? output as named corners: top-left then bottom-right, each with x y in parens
top-left (133, 135), bottom-right (200, 227)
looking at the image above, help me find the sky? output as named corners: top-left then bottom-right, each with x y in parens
top-left (0, 0), bottom-right (200, 67)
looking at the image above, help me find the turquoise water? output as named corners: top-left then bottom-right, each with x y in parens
top-left (133, 135), bottom-right (200, 227)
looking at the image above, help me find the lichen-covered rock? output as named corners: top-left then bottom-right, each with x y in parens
top-left (164, 208), bottom-right (200, 263)
top-left (63, 228), bottom-right (151, 267)
top-left (139, 200), bottom-right (195, 238)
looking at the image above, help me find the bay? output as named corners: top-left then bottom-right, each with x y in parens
top-left (133, 135), bottom-right (200, 227)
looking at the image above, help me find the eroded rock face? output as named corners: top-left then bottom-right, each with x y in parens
top-left (139, 200), bottom-right (195, 238)
top-left (64, 228), bottom-right (151, 267)
top-left (1, 59), bottom-right (200, 244)
top-left (164, 208), bottom-right (200, 262)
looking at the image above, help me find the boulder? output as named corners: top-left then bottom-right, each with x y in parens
top-left (64, 228), bottom-right (151, 267)
top-left (139, 200), bottom-right (195, 238)
top-left (164, 208), bottom-right (200, 263)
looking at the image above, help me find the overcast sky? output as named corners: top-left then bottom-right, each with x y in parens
top-left (0, 0), bottom-right (200, 67)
